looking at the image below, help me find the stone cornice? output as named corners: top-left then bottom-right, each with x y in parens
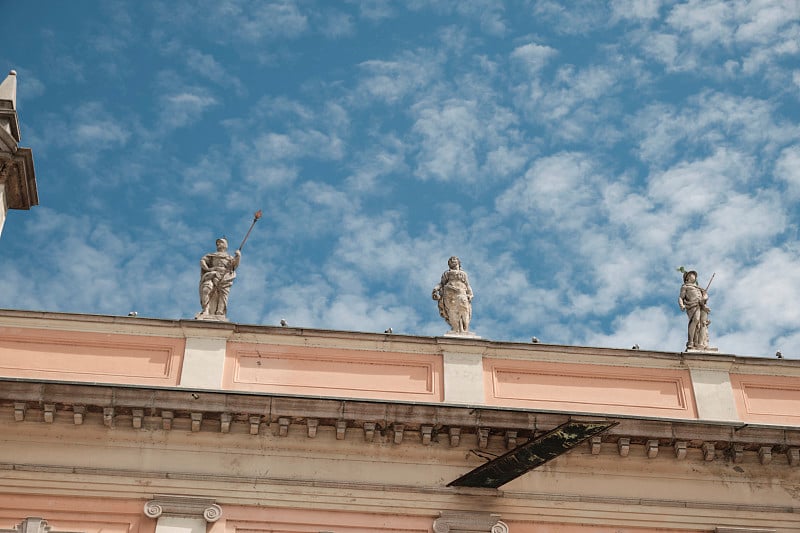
top-left (1, 378), bottom-right (798, 467)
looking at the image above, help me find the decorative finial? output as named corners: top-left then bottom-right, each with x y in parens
top-left (9, 70), bottom-right (16, 76)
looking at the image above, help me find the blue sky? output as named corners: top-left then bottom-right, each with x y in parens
top-left (2, 1), bottom-right (800, 357)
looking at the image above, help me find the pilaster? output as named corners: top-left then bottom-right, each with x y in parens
top-left (179, 336), bottom-right (229, 389)
top-left (442, 350), bottom-right (484, 404)
top-left (0, 518), bottom-right (80, 533)
top-left (144, 495), bottom-right (222, 533)
top-left (688, 365), bottom-right (739, 422)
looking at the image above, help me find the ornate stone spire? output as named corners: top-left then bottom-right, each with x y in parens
top-left (0, 69), bottom-right (38, 239)
top-left (0, 70), bottom-right (20, 144)
top-left (0, 69), bottom-right (17, 106)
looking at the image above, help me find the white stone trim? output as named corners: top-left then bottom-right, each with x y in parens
top-left (442, 351), bottom-right (485, 404)
top-left (689, 367), bottom-right (739, 422)
top-left (179, 337), bottom-right (228, 389)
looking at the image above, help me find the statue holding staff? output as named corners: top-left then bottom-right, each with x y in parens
top-left (195, 210), bottom-right (262, 321)
top-left (677, 268), bottom-right (716, 352)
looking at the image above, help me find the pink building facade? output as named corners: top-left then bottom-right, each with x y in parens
top-left (1, 309), bottom-right (798, 532)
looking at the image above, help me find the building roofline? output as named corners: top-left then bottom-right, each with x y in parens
top-left (0, 307), bottom-right (794, 366)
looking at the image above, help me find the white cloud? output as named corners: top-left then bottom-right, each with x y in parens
top-left (511, 60), bottom-right (625, 143)
top-left (31, 102), bottom-right (133, 168)
top-left (211, 0), bottom-right (309, 42)
top-left (411, 99), bottom-right (482, 182)
top-left (510, 43), bottom-right (558, 75)
top-left (666, 1), bottom-right (734, 47)
top-left (408, 0), bottom-right (508, 36)
top-left (345, 134), bottom-right (408, 193)
top-left (532, 0), bottom-right (610, 35)
top-left (639, 32), bottom-right (684, 71)
top-left (609, 0), bottom-right (662, 22)
top-left (647, 148), bottom-right (753, 218)
top-left (184, 49), bottom-right (246, 96)
top-left (355, 0), bottom-right (396, 21)
top-left (410, 95), bottom-right (527, 184)
top-left (775, 144), bottom-right (800, 198)
top-left (158, 88), bottom-right (217, 131)
top-left (0, 208), bottom-right (197, 319)
top-left (677, 192), bottom-right (787, 261)
top-left (633, 92), bottom-right (798, 166)
top-left (316, 9), bottom-right (356, 38)
top-left (643, 0), bottom-right (800, 78)
top-left (717, 248), bottom-right (800, 354)
top-left (582, 306), bottom-right (680, 352)
top-left (74, 121), bottom-right (130, 148)
top-left (356, 50), bottom-right (442, 104)
top-left (181, 149), bottom-right (233, 197)
top-left (734, 1), bottom-right (799, 44)
top-left (14, 69), bottom-right (46, 105)
top-left (496, 152), bottom-right (597, 230)
top-left (242, 163), bottom-right (299, 189)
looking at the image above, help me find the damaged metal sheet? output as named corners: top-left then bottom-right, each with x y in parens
top-left (448, 420), bottom-right (617, 488)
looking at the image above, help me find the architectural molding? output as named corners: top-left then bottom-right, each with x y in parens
top-left (2, 379), bottom-right (799, 469)
top-left (144, 495), bottom-right (222, 523)
top-left (714, 527), bottom-right (775, 533)
top-left (0, 518), bottom-right (80, 533)
top-left (433, 512), bottom-right (508, 533)
top-left (2, 469), bottom-right (798, 529)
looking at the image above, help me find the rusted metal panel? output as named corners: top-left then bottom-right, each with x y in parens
top-left (448, 420), bottom-right (617, 488)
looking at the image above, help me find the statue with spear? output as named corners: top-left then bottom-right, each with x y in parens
top-left (195, 210), bottom-right (262, 321)
top-left (677, 266), bottom-right (717, 352)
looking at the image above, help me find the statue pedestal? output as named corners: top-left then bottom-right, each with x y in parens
top-left (685, 346), bottom-right (718, 353)
top-left (194, 312), bottom-right (230, 322)
top-left (444, 331), bottom-right (481, 339)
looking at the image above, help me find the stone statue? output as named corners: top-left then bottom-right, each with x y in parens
top-left (678, 270), bottom-right (715, 351)
top-left (432, 256), bottom-right (473, 335)
top-left (195, 237), bottom-right (241, 321)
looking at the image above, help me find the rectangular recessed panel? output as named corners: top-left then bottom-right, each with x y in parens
top-left (486, 360), bottom-right (696, 418)
top-left (227, 343), bottom-right (442, 401)
top-left (225, 508), bottom-right (431, 532)
top-left (731, 373), bottom-right (800, 424)
top-left (0, 327), bottom-right (183, 385)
